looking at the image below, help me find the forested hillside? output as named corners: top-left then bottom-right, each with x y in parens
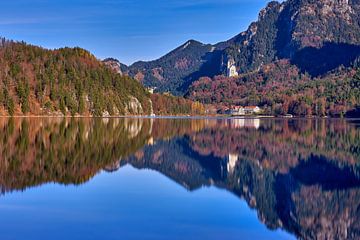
top-left (0, 38), bottom-right (152, 116)
top-left (188, 60), bottom-right (360, 116)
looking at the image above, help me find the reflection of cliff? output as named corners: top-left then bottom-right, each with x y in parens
top-left (227, 156), bottom-right (360, 240)
top-left (276, 156), bottom-right (360, 240)
top-left (1, 118), bottom-right (360, 239)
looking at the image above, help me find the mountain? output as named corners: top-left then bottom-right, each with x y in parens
top-left (0, 38), bottom-right (206, 117)
top-left (111, 0), bottom-right (360, 98)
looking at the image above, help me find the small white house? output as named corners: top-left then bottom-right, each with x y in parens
top-left (244, 106), bottom-right (261, 115)
top-left (226, 106), bottom-right (245, 116)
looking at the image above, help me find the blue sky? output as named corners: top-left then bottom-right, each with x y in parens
top-left (1, 0), bottom-right (272, 65)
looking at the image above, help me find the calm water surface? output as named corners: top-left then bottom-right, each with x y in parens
top-left (0, 117), bottom-right (359, 240)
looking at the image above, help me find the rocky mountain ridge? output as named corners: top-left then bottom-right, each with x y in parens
top-left (108, 0), bottom-right (360, 96)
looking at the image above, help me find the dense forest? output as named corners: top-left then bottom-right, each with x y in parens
top-left (151, 93), bottom-right (205, 115)
top-left (187, 60), bottom-right (360, 117)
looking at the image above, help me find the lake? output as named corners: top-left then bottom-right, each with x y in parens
top-left (0, 117), bottom-right (359, 240)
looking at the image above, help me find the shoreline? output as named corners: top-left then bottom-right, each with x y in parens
top-left (0, 115), bottom-right (359, 120)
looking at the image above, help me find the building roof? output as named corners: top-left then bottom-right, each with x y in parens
top-left (244, 106), bottom-right (259, 109)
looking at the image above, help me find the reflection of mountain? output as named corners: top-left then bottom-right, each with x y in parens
top-left (123, 119), bottom-right (360, 240)
top-left (1, 118), bottom-right (360, 239)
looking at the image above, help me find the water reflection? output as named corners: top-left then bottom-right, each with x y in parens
top-left (1, 117), bottom-right (360, 239)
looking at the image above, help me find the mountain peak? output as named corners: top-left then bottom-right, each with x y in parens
top-left (259, 1), bottom-right (282, 20)
top-left (179, 40), bottom-right (204, 50)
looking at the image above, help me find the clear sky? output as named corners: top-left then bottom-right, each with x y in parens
top-left (1, 0), bottom-right (272, 65)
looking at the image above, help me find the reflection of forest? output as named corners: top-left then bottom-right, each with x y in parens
top-left (189, 119), bottom-right (360, 173)
top-left (0, 117), bottom-right (360, 239)
top-left (0, 117), bottom-right (206, 193)
top-left (0, 118), bottom-right (153, 193)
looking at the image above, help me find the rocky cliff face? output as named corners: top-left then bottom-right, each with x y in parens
top-left (125, 96), bottom-right (144, 115)
top-left (223, 0), bottom-right (360, 76)
top-left (289, 0), bottom-right (360, 48)
top-left (103, 58), bottom-right (124, 75)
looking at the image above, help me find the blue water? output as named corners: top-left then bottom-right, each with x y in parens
top-left (0, 165), bottom-right (293, 240)
top-left (0, 117), bottom-right (359, 239)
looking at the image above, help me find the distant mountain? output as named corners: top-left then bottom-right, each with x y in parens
top-left (110, 40), bottom-right (226, 96)
top-left (119, 40), bottom-right (222, 95)
top-left (109, 0), bottom-right (360, 96)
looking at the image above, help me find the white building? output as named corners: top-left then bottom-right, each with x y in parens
top-left (244, 106), bottom-right (261, 115)
top-left (227, 58), bottom-right (238, 77)
top-left (227, 106), bottom-right (262, 116)
top-left (229, 106), bottom-right (245, 116)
